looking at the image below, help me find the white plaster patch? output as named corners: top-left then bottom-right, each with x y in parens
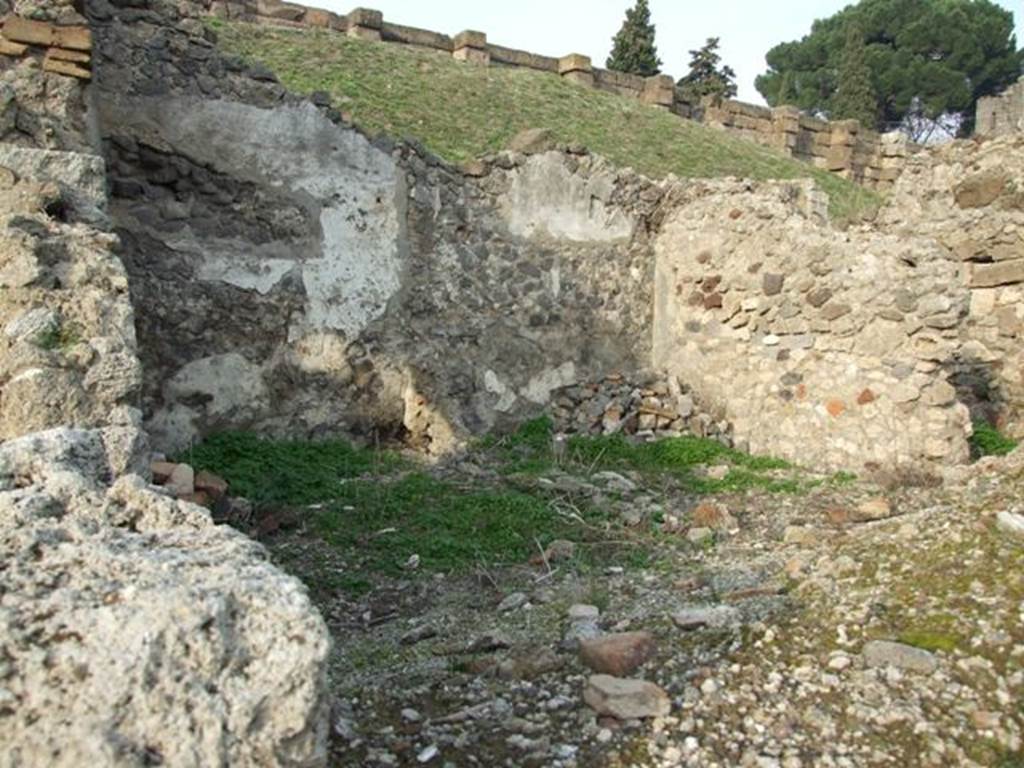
top-left (303, 202), bottom-right (402, 337)
top-left (522, 362), bottom-right (577, 405)
top-left (164, 353), bottom-right (270, 421)
top-left (104, 98), bottom-right (404, 341)
top-left (501, 154), bottom-right (633, 242)
top-left (198, 256), bottom-right (296, 295)
top-left (484, 369), bottom-right (518, 413)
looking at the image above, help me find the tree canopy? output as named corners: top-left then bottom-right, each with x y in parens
top-left (606, 0), bottom-right (662, 77)
top-left (755, 0), bottom-right (1023, 137)
top-left (677, 37), bottom-right (738, 102)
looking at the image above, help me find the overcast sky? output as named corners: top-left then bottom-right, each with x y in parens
top-left (312, 0), bottom-right (1023, 103)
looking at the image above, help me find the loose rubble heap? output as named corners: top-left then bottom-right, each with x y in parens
top-left (551, 372), bottom-right (733, 445)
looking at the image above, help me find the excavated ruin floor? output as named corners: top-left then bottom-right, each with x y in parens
top-left (217, 432), bottom-right (1024, 768)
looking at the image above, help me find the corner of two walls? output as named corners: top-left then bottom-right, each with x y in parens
top-left (85, 0), bottom-right (1023, 472)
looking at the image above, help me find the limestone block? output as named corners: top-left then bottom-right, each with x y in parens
top-left (971, 260), bottom-right (1024, 288)
top-left (830, 119), bottom-right (860, 146)
top-left (559, 53), bottom-right (591, 74)
top-left (823, 144), bottom-right (856, 169)
top-left (0, 432), bottom-right (331, 768)
top-left (303, 8), bottom-right (336, 27)
top-left (642, 74), bottom-right (674, 109)
top-left (45, 46), bottom-right (90, 64)
top-left (2, 17), bottom-right (54, 46)
top-left (52, 26), bottom-right (91, 52)
top-left (559, 54), bottom-right (593, 86)
top-left (41, 57), bottom-right (91, 80)
top-left (0, 39), bottom-right (28, 57)
top-left (347, 7), bottom-right (383, 39)
top-left (453, 30), bottom-right (488, 64)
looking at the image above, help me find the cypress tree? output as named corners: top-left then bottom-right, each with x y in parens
top-left (677, 37), bottom-right (738, 102)
top-left (831, 23), bottom-right (878, 128)
top-left (776, 71), bottom-right (796, 105)
top-left (606, 0), bottom-right (662, 77)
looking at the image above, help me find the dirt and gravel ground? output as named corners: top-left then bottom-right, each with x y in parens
top-left (247, 437), bottom-right (1024, 768)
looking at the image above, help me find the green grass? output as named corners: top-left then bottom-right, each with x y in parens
top-left (186, 421), bottom-right (805, 583)
top-left (896, 629), bottom-right (960, 654)
top-left (178, 431), bottom-right (403, 506)
top-left (313, 472), bottom-right (590, 575)
top-left (211, 22), bottom-right (881, 222)
top-left (34, 321), bottom-right (80, 351)
top-left (970, 420), bottom-right (1019, 459)
top-left (485, 416), bottom-right (799, 494)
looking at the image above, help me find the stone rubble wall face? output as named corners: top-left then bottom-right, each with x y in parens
top-left (653, 181), bottom-right (971, 471)
top-left (87, 0), bottom-right (1012, 470)
top-left (0, 2), bottom-right (334, 765)
top-left (879, 133), bottom-right (1024, 438)
top-left (171, 0), bottom-right (910, 190)
top-left (976, 76), bottom-right (1024, 137)
top-left (90, 0), bottom-right (658, 454)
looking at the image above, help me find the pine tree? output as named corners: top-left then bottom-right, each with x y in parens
top-left (677, 37), bottom-right (738, 103)
top-left (831, 24), bottom-right (878, 128)
top-left (606, 0), bottom-right (661, 77)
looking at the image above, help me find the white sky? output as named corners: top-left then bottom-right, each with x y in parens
top-left (311, 0), bottom-right (1023, 103)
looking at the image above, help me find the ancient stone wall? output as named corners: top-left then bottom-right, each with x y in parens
top-left (0, 3), bottom-right (333, 763)
top-left (652, 179), bottom-right (971, 471)
top-left (172, 0), bottom-right (910, 191)
top-left (880, 132), bottom-right (1024, 439)
top-left (82, 0), bottom-right (1001, 473)
top-left (976, 76), bottom-right (1024, 137)
top-left (90, 0), bottom-right (658, 454)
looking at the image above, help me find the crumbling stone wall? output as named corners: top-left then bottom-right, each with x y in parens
top-left (652, 180), bottom-right (971, 471)
top-left (976, 76), bottom-right (1024, 137)
top-left (0, 4), bottom-right (95, 153)
top-left (90, 0), bottom-right (658, 453)
top-left (0, 3), bottom-right (333, 763)
top-left (880, 132), bottom-right (1024, 438)
top-left (87, 0), bottom-right (1002, 472)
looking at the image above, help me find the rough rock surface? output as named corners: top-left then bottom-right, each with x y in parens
top-left (0, 156), bottom-right (144, 465)
top-left (0, 428), bottom-right (332, 767)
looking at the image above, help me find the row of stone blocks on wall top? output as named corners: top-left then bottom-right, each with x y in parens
top-left (207, 1), bottom-right (683, 106)
top-left (205, 0), bottom-right (910, 188)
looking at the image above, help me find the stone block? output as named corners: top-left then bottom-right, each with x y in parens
top-left (303, 8), bottom-right (335, 27)
top-left (971, 260), bottom-right (1024, 288)
top-left (0, 39), bottom-right (27, 57)
top-left (453, 30), bottom-right (486, 50)
top-left (347, 7), bottom-right (383, 27)
top-left (3, 17), bottom-right (54, 46)
top-left (453, 46), bottom-right (488, 64)
top-left (52, 26), bottom-right (91, 52)
top-left (559, 54), bottom-right (593, 86)
top-left (453, 31), bottom-right (488, 64)
top-left (641, 74), bottom-right (675, 109)
top-left (826, 146), bottom-right (854, 171)
top-left (46, 47), bottom-right (90, 64)
top-left (559, 53), bottom-right (591, 75)
top-left (42, 56), bottom-right (91, 80)
top-left (830, 119), bottom-right (860, 145)
top-left (347, 7), bottom-right (382, 39)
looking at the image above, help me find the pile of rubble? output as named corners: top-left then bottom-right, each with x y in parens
top-left (551, 371), bottom-right (733, 445)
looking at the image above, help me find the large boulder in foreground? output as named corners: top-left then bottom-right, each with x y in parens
top-left (0, 429), bottom-right (331, 767)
